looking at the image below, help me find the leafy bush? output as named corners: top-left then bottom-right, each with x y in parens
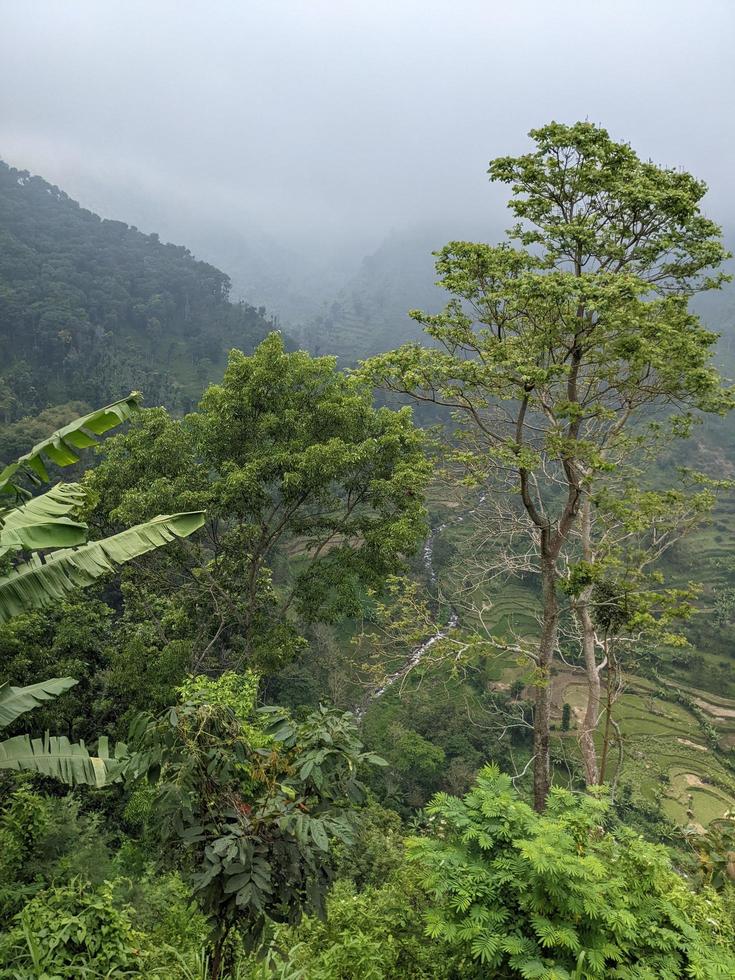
top-left (330, 801), bottom-right (405, 888)
top-left (128, 680), bottom-right (385, 975)
top-left (409, 766), bottom-right (735, 978)
top-left (0, 784), bottom-right (116, 922)
top-left (0, 879), bottom-right (146, 977)
top-left (251, 868), bottom-right (466, 980)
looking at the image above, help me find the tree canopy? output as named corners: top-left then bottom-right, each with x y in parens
top-left (86, 332), bottom-right (431, 670)
top-left (360, 121), bottom-right (732, 807)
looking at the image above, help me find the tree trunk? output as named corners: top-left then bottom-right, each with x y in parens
top-left (209, 927), bottom-right (230, 980)
top-left (599, 661), bottom-right (614, 784)
top-left (577, 591), bottom-right (601, 786)
top-left (533, 553), bottom-right (558, 811)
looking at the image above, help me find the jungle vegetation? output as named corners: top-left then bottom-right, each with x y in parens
top-left (1, 124), bottom-right (735, 979)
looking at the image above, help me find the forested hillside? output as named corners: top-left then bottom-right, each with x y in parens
top-left (0, 161), bottom-right (275, 422)
top-left (2, 123), bottom-right (735, 979)
top-left (299, 229), bottom-right (446, 361)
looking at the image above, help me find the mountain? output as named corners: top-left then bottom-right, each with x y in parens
top-left (0, 161), bottom-right (276, 420)
top-left (298, 228), bottom-right (452, 364)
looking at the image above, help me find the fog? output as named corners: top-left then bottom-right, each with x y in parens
top-left (1, 0), bottom-right (734, 304)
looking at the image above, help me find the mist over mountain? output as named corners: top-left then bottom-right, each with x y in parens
top-left (0, 160), bottom-right (275, 421)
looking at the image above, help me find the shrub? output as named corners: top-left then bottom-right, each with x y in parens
top-left (250, 867), bottom-right (466, 979)
top-left (0, 879), bottom-right (147, 977)
top-left (409, 766), bottom-right (735, 978)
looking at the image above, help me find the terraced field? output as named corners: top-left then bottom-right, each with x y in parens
top-left (428, 490), bottom-right (735, 830)
top-left (556, 676), bottom-right (735, 829)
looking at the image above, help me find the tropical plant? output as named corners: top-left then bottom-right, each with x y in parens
top-left (0, 396), bottom-right (205, 784)
top-left (0, 676), bottom-right (126, 786)
top-left (0, 393), bottom-right (142, 495)
top-left (688, 816), bottom-right (735, 889)
top-left (249, 867), bottom-right (467, 980)
top-left (0, 393), bottom-right (205, 623)
top-left (127, 673), bottom-right (386, 979)
top-left (408, 766), bottom-right (735, 978)
top-left (0, 879), bottom-right (147, 977)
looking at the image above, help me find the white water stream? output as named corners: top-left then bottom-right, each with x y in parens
top-left (359, 492), bottom-right (486, 713)
top-left (358, 525), bottom-right (459, 716)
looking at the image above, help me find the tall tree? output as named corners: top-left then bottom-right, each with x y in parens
top-left (87, 333), bottom-right (431, 672)
top-left (360, 122), bottom-right (731, 809)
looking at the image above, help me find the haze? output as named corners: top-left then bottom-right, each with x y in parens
top-left (1, 0), bottom-right (734, 309)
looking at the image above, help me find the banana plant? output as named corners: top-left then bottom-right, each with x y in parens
top-left (0, 677), bottom-right (126, 786)
top-left (0, 392), bottom-right (142, 497)
top-left (0, 395), bottom-right (205, 784)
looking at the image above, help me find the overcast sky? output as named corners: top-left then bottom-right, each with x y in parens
top-left (1, 0), bottom-right (734, 263)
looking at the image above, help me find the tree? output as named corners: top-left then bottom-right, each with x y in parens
top-left (562, 475), bottom-right (717, 788)
top-left (409, 766), bottom-right (735, 977)
top-left (127, 671), bottom-right (386, 979)
top-left (87, 333), bottom-right (430, 672)
top-left (0, 396), bottom-right (204, 783)
top-left (360, 122), bottom-right (731, 808)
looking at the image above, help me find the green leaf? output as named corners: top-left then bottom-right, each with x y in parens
top-left (224, 872), bottom-right (251, 894)
top-left (310, 819), bottom-right (329, 852)
top-left (0, 392), bottom-right (142, 494)
top-left (0, 511), bottom-right (205, 622)
top-left (0, 483), bottom-right (88, 553)
top-left (0, 677), bottom-right (78, 729)
top-left (0, 731), bottom-right (122, 786)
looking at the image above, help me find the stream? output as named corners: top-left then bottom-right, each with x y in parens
top-left (360, 492), bottom-right (487, 712)
top-left (355, 517), bottom-right (462, 718)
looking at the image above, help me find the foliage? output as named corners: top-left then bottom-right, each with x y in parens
top-left (360, 659), bottom-right (516, 810)
top-left (0, 161), bottom-right (275, 419)
top-left (126, 678), bottom-right (386, 975)
top-left (409, 766), bottom-right (735, 978)
top-left (0, 391), bottom-right (141, 496)
top-left (360, 120), bottom-right (732, 805)
top-left (0, 784), bottom-right (120, 923)
top-left (0, 401), bottom-right (204, 785)
top-left (0, 394), bottom-right (204, 625)
top-left (687, 817), bottom-right (735, 890)
top-left (0, 677), bottom-right (124, 786)
top-left (0, 879), bottom-right (146, 978)
top-left (251, 867), bottom-right (467, 980)
top-left (329, 801), bottom-right (405, 888)
top-left (86, 333), bottom-right (430, 670)
top-left (0, 509), bottom-right (205, 623)
top-left (0, 402), bottom-right (92, 469)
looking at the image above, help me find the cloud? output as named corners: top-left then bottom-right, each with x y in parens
top-left (1, 0), bottom-right (733, 260)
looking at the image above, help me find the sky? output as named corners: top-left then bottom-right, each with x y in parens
top-left (1, 0), bottom-right (734, 270)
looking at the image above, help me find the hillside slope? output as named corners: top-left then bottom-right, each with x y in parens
top-left (301, 229), bottom-right (449, 363)
top-left (0, 161), bottom-right (275, 419)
